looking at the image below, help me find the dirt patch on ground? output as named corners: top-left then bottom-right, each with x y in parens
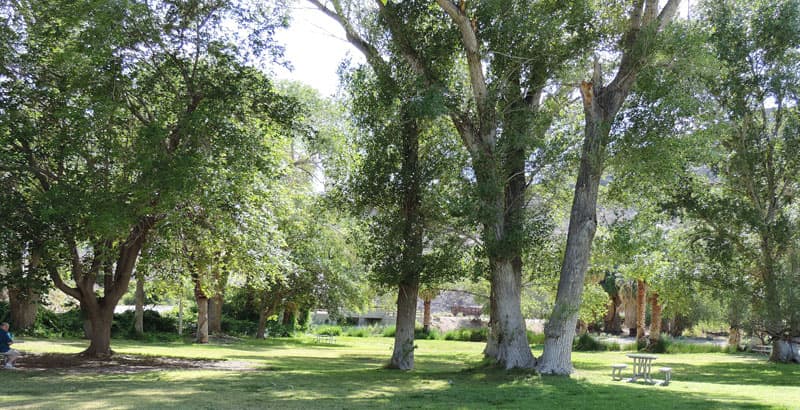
top-left (8, 353), bottom-right (257, 374)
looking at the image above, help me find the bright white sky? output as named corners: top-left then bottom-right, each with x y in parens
top-left (272, 1), bottom-right (694, 95)
top-left (274, 2), bottom-right (363, 97)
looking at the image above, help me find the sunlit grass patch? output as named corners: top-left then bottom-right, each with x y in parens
top-left (1, 336), bottom-right (798, 409)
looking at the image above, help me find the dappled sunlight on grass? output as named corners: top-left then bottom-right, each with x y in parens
top-left (1, 337), bottom-right (797, 409)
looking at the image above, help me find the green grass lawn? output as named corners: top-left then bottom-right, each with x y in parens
top-left (2, 336), bottom-right (798, 409)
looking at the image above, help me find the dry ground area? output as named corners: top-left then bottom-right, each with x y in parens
top-left (8, 352), bottom-right (256, 374)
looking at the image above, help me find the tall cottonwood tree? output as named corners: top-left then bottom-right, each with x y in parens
top-left (539, 0), bottom-right (682, 375)
top-left (673, 0), bottom-right (800, 363)
top-left (0, 0), bottom-right (292, 357)
top-left (312, 0), bottom-right (465, 370)
top-left (371, 0), bottom-right (593, 369)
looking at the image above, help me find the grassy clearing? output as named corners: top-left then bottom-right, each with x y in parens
top-left (2, 336), bottom-right (798, 409)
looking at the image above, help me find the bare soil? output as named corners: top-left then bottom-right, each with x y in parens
top-left (7, 353), bottom-right (257, 374)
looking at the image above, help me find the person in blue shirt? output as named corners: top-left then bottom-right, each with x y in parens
top-left (0, 322), bottom-right (21, 369)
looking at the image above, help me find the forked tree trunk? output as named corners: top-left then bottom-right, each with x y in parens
top-left (389, 281), bottom-right (419, 370)
top-left (134, 272), bottom-right (145, 336)
top-left (47, 218), bottom-right (155, 357)
top-left (538, 103), bottom-right (604, 374)
top-left (648, 291), bottom-right (662, 345)
top-left (537, 0), bottom-right (682, 375)
top-left (320, 0), bottom-right (533, 370)
top-left (636, 280), bottom-right (647, 343)
top-left (82, 305), bottom-right (116, 358)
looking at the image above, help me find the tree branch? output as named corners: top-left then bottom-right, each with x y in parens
top-left (46, 263), bottom-right (81, 300)
top-left (309, 0), bottom-right (384, 68)
top-left (657, 0), bottom-right (683, 32)
top-left (435, 0), bottom-right (490, 127)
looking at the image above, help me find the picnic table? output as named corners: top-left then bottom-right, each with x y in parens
top-left (316, 334), bottom-right (336, 344)
top-left (626, 353), bottom-right (658, 383)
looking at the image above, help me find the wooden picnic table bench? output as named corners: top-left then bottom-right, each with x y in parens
top-left (752, 344), bottom-right (772, 355)
top-left (316, 334), bottom-right (336, 344)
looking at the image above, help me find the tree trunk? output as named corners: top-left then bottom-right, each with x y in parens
top-left (47, 217), bottom-right (155, 357)
top-left (282, 303), bottom-right (296, 329)
top-left (8, 287), bottom-right (38, 331)
top-left (480, 127), bottom-right (535, 370)
top-left (623, 289), bottom-right (637, 337)
top-left (256, 307), bottom-right (268, 339)
top-left (636, 279), bottom-right (647, 343)
top-left (539, 102), bottom-right (604, 374)
top-left (648, 291), bottom-right (662, 346)
top-left (423, 296), bottom-right (432, 333)
top-left (195, 278), bottom-right (209, 343)
top-left (196, 295), bottom-right (209, 343)
top-left (178, 296), bottom-right (184, 335)
top-left (772, 339), bottom-right (800, 363)
top-left (484, 258), bottom-right (536, 369)
top-left (82, 303), bottom-right (116, 358)
top-left (728, 326), bottom-right (741, 349)
top-left (208, 293), bottom-right (223, 335)
top-left (604, 293), bottom-right (622, 335)
top-left (134, 272), bottom-right (145, 336)
top-left (537, 1), bottom-right (682, 374)
top-left (256, 296), bottom-right (278, 339)
top-left (389, 281), bottom-right (419, 370)
top-left (8, 246), bottom-right (43, 331)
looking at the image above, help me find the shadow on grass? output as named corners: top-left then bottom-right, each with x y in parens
top-left (0, 354), bottom-right (781, 410)
top-left (670, 359), bottom-right (800, 387)
top-left (575, 353), bottom-right (799, 387)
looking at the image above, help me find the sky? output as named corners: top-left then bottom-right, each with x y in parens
top-left (273, 1), bottom-right (695, 96)
top-left (273, 3), bottom-right (362, 97)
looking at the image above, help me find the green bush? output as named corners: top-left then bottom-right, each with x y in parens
top-left (345, 327), bottom-right (370, 337)
top-left (647, 336), bottom-right (671, 353)
top-left (0, 303), bottom-right (84, 338)
top-left (573, 333), bottom-right (606, 351)
top-left (221, 316), bottom-right (257, 336)
top-left (666, 341), bottom-right (727, 354)
top-left (30, 307), bottom-right (84, 338)
top-left (443, 327), bottom-right (488, 342)
top-left (112, 309), bottom-right (178, 338)
top-left (527, 331), bottom-right (545, 345)
top-left (316, 325), bottom-right (342, 336)
top-left (382, 325), bottom-right (441, 340)
top-left (572, 334), bottom-right (627, 351)
top-left (266, 321), bottom-right (295, 337)
top-left (417, 328), bottom-right (441, 340)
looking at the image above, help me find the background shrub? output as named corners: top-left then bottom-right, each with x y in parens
top-left (316, 325), bottom-right (342, 336)
top-left (443, 327), bottom-right (488, 342)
